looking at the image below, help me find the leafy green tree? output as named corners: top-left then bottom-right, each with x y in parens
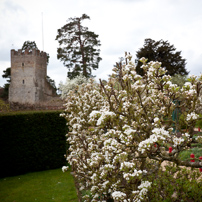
top-left (171, 74), bottom-right (188, 88)
top-left (2, 67), bottom-right (11, 83)
top-left (55, 14), bottom-right (102, 79)
top-left (135, 38), bottom-right (188, 76)
top-left (1, 67), bottom-right (11, 99)
top-left (22, 41), bottom-right (38, 50)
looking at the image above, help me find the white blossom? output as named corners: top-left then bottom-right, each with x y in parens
top-left (112, 191), bottom-right (126, 200)
top-left (154, 117), bottom-right (159, 123)
top-left (186, 112), bottom-right (199, 121)
top-left (62, 166), bottom-right (69, 172)
top-left (138, 128), bottom-right (170, 153)
top-left (59, 74), bottom-right (89, 99)
top-left (61, 53), bottom-right (202, 202)
top-left (173, 137), bottom-right (185, 147)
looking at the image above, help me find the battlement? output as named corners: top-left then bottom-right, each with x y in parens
top-left (11, 49), bottom-right (47, 58)
top-left (9, 47), bottom-right (56, 106)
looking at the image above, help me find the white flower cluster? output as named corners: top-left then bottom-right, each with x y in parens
top-left (59, 74), bottom-right (89, 99)
top-left (196, 136), bottom-right (202, 143)
top-left (62, 166), bottom-right (69, 172)
top-left (164, 81), bottom-right (177, 88)
top-left (89, 107), bottom-right (116, 126)
top-left (131, 181), bottom-right (152, 202)
top-left (172, 137), bottom-right (185, 147)
top-left (62, 54), bottom-right (202, 202)
top-left (97, 111), bottom-right (116, 126)
top-left (123, 169), bottom-right (147, 181)
top-left (138, 181), bottom-right (152, 200)
top-left (120, 161), bottom-right (135, 170)
top-left (182, 81), bottom-right (197, 96)
top-left (138, 128), bottom-right (170, 153)
top-left (112, 191), bottom-right (127, 201)
top-left (186, 112), bottom-right (199, 121)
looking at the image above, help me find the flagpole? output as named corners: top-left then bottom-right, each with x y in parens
top-left (42, 12), bottom-right (44, 51)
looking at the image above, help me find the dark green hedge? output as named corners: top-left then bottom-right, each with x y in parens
top-left (0, 111), bottom-right (67, 178)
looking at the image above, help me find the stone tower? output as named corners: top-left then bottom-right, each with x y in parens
top-left (9, 49), bottom-right (56, 105)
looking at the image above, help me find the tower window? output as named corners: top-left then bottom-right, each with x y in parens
top-left (23, 80), bottom-right (25, 84)
top-left (22, 63), bottom-right (24, 66)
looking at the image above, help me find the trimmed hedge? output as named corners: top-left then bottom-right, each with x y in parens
top-left (0, 111), bottom-right (67, 178)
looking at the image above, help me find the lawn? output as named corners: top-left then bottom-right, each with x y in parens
top-left (179, 133), bottom-right (202, 161)
top-left (0, 168), bottom-right (78, 202)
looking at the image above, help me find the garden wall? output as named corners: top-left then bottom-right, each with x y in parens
top-left (0, 111), bottom-right (67, 178)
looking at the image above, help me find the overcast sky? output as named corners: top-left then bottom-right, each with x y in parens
top-left (1, 0), bottom-right (202, 87)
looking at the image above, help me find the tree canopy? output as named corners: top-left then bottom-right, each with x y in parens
top-left (135, 38), bottom-right (188, 76)
top-left (22, 41), bottom-right (38, 51)
top-left (1, 67), bottom-right (11, 99)
top-left (171, 74), bottom-right (188, 88)
top-left (55, 14), bottom-right (102, 79)
top-left (2, 67), bottom-right (11, 83)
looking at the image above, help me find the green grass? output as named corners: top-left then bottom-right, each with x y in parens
top-left (179, 147), bottom-right (202, 161)
top-left (196, 114), bottom-right (202, 128)
top-left (0, 168), bottom-right (78, 202)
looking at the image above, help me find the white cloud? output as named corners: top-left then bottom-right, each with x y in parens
top-left (1, 0), bottom-right (202, 88)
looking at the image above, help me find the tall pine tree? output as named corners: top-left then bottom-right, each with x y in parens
top-left (135, 38), bottom-right (188, 76)
top-left (56, 14), bottom-right (102, 79)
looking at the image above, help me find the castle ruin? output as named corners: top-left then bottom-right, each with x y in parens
top-left (9, 49), bottom-right (57, 107)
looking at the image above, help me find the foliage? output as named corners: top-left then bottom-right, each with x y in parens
top-left (56, 14), bottom-right (102, 79)
top-left (0, 84), bottom-right (9, 99)
top-left (61, 53), bottom-right (202, 202)
top-left (0, 99), bottom-right (10, 112)
top-left (22, 40), bottom-right (38, 50)
top-left (2, 67), bottom-right (11, 83)
top-left (179, 147), bottom-right (202, 161)
top-left (136, 38), bottom-right (188, 76)
top-left (1, 67), bottom-right (11, 99)
top-left (196, 114), bottom-right (202, 128)
top-left (0, 169), bottom-right (78, 202)
top-left (0, 111), bottom-right (67, 178)
top-left (171, 74), bottom-right (188, 88)
top-left (147, 162), bottom-right (202, 202)
top-left (59, 74), bottom-right (89, 99)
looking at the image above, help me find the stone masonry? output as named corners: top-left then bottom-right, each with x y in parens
top-left (9, 48), bottom-right (57, 105)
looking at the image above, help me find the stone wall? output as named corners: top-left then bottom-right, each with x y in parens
top-left (9, 98), bottom-right (65, 111)
top-left (9, 49), bottom-right (57, 106)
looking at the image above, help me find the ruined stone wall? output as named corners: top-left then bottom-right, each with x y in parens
top-left (44, 80), bottom-right (57, 101)
top-left (9, 49), bottom-right (48, 104)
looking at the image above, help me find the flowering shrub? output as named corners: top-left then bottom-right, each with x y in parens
top-left (147, 162), bottom-right (202, 201)
top-left (58, 74), bottom-right (89, 99)
top-left (61, 53), bottom-right (202, 201)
